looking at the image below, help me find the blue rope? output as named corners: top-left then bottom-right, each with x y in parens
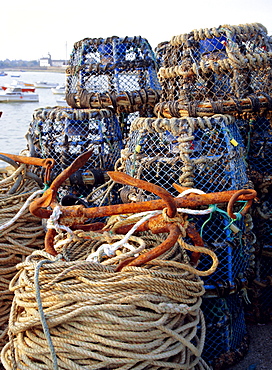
top-left (34, 256), bottom-right (62, 370)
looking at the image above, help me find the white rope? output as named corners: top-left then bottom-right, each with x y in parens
top-left (47, 205), bottom-right (74, 249)
top-left (86, 210), bottom-right (161, 262)
top-left (0, 189), bottom-right (44, 231)
top-left (86, 188), bottom-right (215, 263)
top-left (176, 188), bottom-right (214, 215)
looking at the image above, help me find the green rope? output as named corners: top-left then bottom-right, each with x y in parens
top-left (34, 256), bottom-right (63, 370)
top-left (200, 201), bottom-right (247, 238)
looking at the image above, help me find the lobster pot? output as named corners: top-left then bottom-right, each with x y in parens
top-left (65, 36), bottom-right (161, 115)
top-left (26, 107), bottom-right (123, 203)
top-left (245, 246), bottom-right (272, 324)
top-left (254, 248), bottom-right (272, 322)
top-left (253, 189), bottom-right (272, 248)
top-left (155, 23), bottom-right (272, 118)
top-left (1, 251), bottom-right (208, 370)
top-left (243, 191), bottom-right (272, 323)
top-left (118, 111), bottom-right (140, 141)
top-left (201, 294), bottom-right (249, 369)
top-left (118, 115), bottom-right (249, 202)
top-left (240, 116), bottom-right (272, 190)
top-left (189, 212), bottom-right (255, 291)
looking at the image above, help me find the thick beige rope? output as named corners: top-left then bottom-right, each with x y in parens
top-left (0, 165), bottom-right (45, 353)
top-left (158, 50), bottom-right (272, 80)
top-left (170, 23), bottom-right (267, 46)
top-left (1, 250), bottom-right (210, 369)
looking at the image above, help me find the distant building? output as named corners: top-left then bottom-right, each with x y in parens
top-left (39, 53), bottom-right (67, 68)
top-left (40, 57), bottom-right (51, 67)
top-left (51, 60), bottom-right (67, 67)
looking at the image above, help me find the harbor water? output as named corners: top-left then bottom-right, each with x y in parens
top-left (0, 71), bottom-right (65, 167)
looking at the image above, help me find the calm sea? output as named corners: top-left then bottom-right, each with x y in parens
top-left (0, 71), bottom-right (66, 167)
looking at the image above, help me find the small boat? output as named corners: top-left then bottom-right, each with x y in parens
top-left (0, 87), bottom-right (39, 102)
top-left (10, 74), bottom-right (21, 78)
top-left (0, 71), bottom-right (7, 76)
top-left (1, 80), bottom-right (35, 93)
top-left (56, 96), bottom-right (68, 106)
top-left (51, 84), bottom-right (66, 95)
top-left (34, 81), bottom-right (58, 88)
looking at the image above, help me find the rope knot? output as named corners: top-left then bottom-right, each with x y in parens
top-left (162, 208), bottom-right (188, 237)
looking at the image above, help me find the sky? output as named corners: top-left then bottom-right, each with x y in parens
top-left (0, 0), bottom-right (271, 61)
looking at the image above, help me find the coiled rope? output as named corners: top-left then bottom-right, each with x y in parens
top-left (48, 200), bottom-right (218, 277)
top-left (1, 250), bottom-right (211, 369)
top-left (0, 160), bottom-right (45, 352)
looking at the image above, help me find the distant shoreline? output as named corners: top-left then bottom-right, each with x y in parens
top-left (2, 67), bottom-right (66, 73)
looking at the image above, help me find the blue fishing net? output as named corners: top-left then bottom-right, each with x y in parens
top-left (26, 106), bottom-right (123, 205)
top-left (190, 211), bottom-right (254, 289)
top-left (66, 36), bottom-right (161, 116)
top-left (201, 293), bottom-right (248, 369)
top-left (118, 115), bottom-right (249, 203)
top-left (156, 23), bottom-right (272, 108)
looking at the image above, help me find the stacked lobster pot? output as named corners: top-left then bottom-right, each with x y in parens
top-left (117, 115), bottom-right (254, 368)
top-left (65, 36), bottom-right (162, 140)
top-left (155, 23), bottom-right (272, 118)
top-left (26, 36), bottom-right (162, 207)
top-left (116, 23), bottom-right (271, 369)
top-left (241, 114), bottom-right (272, 324)
top-left (245, 183), bottom-right (272, 324)
top-left (26, 107), bottom-right (123, 207)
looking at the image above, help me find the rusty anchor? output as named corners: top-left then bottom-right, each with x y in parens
top-left (27, 150), bottom-right (257, 265)
top-left (0, 152), bottom-right (55, 184)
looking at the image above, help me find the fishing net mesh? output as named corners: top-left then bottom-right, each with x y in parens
top-left (155, 23), bottom-right (272, 118)
top-left (236, 115), bottom-right (272, 191)
top-left (201, 294), bottom-right (248, 370)
top-left (254, 189), bottom-right (272, 248)
top-left (25, 107), bottom-right (123, 203)
top-left (65, 36), bottom-right (161, 116)
top-left (116, 114), bottom-right (255, 288)
top-left (190, 212), bottom-right (255, 289)
top-left (117, 114), bottom-right (249, 203)
top-left (255, 249), bottom-right (272, 321)
top-left (26, 107), bottom-right (123, 175)
top-left (245, 246), bottom-right (272, 324)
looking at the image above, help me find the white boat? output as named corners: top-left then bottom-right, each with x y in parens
top-left (1, 80), bottom-right (35, 93)
top-left (56, 96), bottom-right (68, 106)
top-left (34, 81), bottom-right (59, 88)
top-left (0, 87), bottom-right (39, 102)
top-left (51, 84), bottom-right (66, 94)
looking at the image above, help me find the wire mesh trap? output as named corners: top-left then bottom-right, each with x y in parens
top-left (253, 189), bottom-right (272, 249)
top-left (117, 114), bottom-right (249, 203)
top-left (155, 23), bottom-right (272, 118)
top-left (245, 191), bottom-right (272, 323)
top-left (116, 114), bottom-right (255, 293)
top-left (254, 248), bottom-right (272, 321)
top-left (201, 293), bottom-right (249, 369)
top-left (26, 106), bottom-right (123, 204)
top-left (189, 211), bottom-right (255, 291)
top-left (238, 115), bottom-right (272, 191)
top-left (245, 247), bottom-right (272, 324)
top-left (65, 36), bottom-right (162, 115)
